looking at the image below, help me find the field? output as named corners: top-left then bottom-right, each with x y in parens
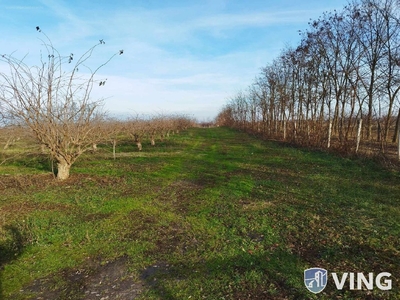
top-left (0, 127), bottom-right (399, 299)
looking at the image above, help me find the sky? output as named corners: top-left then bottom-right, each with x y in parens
top-left (0, 0), bottom-right (350, 121)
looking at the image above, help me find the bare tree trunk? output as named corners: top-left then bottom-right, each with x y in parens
top-left (398, 126), bottom-right (400, 161)
top-left (327, 121), bottom-right (333, 149)
top-left (57, 160), bottom-right (71, 180)
top-left (293, 121), bottom-right (297, 141)
top-left (392, 108), bottom-right (400, 143)
top-left (283, 119), bottom-right (287, 140)
top-left (112, 139), bottom-right (117, 160)
top-left (384, 101), bottom-right (394, 142)
top-left (332, 98), bottom-right (340, 136)
top-left (356, 119), bottom-right (362, 153)
top-left (377, 121), bottom-right (381, 143)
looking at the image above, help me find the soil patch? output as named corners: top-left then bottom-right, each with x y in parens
top-left (156, 180), bottom-right (203, 214)
top-left (17, 256), bottom-right (145, 300)
top-left (0, 173), bottom-right (127, 192)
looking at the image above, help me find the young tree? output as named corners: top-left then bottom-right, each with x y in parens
top-left (0, 28), bottom-right (122, 180)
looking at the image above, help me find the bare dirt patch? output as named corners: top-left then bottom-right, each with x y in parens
top-left (156, 180), bottom-right (203, 214)
top-left (18, 256), bottom-right (145, 300)
top-left (15, 257), bottom-right (181, 300)
top-left (0, 173), bottom-right (55, 191)
top-left (0, 173), bottom-right (127, 193)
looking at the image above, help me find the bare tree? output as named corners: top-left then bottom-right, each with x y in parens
top-left (103, 119), bottom-right (125, 160)
top-left (218, 0), bottom-right (400, 157)
top-left (128, 117), bottom-right (147, 151)
top-left (0, 29), bottom-right (122, 180)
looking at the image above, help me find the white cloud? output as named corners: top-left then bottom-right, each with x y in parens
top-left (0, 0), bottom-right (350, 120)
top-left (89, 45), bottom-right (277, 120)
top-left (191, 10), bottom-right (313, 30)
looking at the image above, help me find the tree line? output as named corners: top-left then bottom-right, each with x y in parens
top-left (217, 0), bottom-right (400, 158)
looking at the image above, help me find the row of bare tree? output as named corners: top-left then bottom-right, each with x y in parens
top-left (0, 115), bottom-right (194, 180)
top-left (99, 115), bottom-right (194, 156)
top-left (0, 29), bottom-right (194, 180)
top-left (217, 0), bottom-right (400, 158)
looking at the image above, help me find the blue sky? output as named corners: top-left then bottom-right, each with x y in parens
top-left (0, 0), bottom-right (349, 120)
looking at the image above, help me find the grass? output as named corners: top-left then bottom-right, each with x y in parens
top-left (0, 127), bottom-right (399, 299)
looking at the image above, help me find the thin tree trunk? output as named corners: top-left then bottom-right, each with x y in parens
top-left (327, 121), bottom-right (333, 149)
top-left (283, 119), bottom-right (286, 140)
top-left (392, 108), bottom-right (400, 143)
top-left (112, 139), bottom-right (117, 160)
top-left (293, 121), bottom-right (297, 141)
top-left (384, 100), bottom-right (394, 142)
top-left (367, 68), bottom-right (376, 140)
top-left (398, 126), bottom-right (400, 161)
top-left (356, 119), bottom-right (362, 153)
top-left (377, 121), bottom-right (381, 143)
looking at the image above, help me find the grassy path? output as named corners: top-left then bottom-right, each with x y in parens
top-left (0, 127), bottom-right (399, 299)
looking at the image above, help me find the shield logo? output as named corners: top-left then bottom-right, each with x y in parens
top-left (304, 267), bottom-right (328, 294)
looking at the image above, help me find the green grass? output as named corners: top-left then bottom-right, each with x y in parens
top-left (0, 127), bottom-right (399, 299)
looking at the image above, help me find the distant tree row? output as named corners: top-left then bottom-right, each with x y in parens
top-left (0, 113), bottom-right (194, 180)
top-left (217, 0), bottom-right (400, 157)
top-left (98, 114), bottom-right (194, 157)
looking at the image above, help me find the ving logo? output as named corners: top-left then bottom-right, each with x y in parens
top-left (304, 268), bottom-right (328, 294)
top-left (304, 267), bottom-right (392, 294)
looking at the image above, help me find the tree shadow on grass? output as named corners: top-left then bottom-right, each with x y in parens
top-left (140, 249), bottom-right (307, 300)
top-left (140, 244), bottom-right (399, 300)
top-left (10, 153), bottom-right (52, 173)
top-left (0, 225), bottom-right (26, 300)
